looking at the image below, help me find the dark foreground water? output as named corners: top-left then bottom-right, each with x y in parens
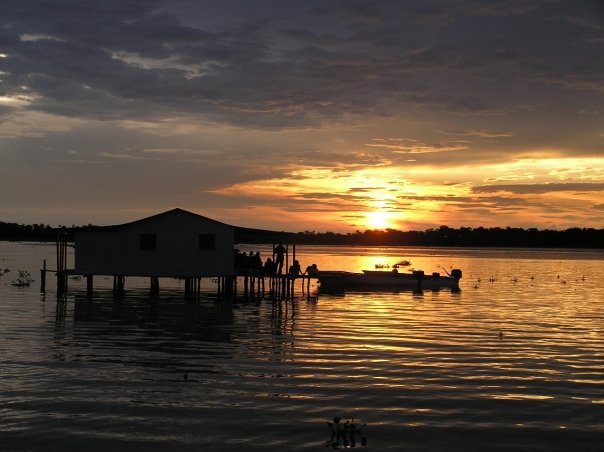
top-left (1, 242), bottom-right (603, 451)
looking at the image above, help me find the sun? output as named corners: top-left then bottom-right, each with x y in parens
top-left (366, 211), bottom-right (391, 230)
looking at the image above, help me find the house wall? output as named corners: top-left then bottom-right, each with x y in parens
top-left (74, 212), bottom-right (234, 277)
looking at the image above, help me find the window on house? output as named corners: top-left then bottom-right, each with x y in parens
top-left (198, 234), bottom-right (215, 251)
top-left (140, 233), bottom-right (157, 250)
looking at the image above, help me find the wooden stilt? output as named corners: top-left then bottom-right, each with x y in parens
top-left (86, 275), bottom-right (93, 296)
top-left (184, 278), bottom-right (190, 298)
top-left (150, 276), bottom-right (160, 297)
top-left (56, 232), bottom-right (68, 296)
top-left (113, 275), bottom-right (125, 296)
top-left (40, 259), bottom-right (46, 293)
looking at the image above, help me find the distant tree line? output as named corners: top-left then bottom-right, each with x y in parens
top-left (0, 221), bottom-right (97, 241)
top-left (0, 221), bottom-right (57, 241)
top-left (1, 220), bottom-right (603, 249)
top-left (238, 225), bottom-right (604, 249)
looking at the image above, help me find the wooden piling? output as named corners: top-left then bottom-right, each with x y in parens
top-left (56, 232), bottom-right (69, 295)
top-left (40, 259), bottom-right (46, 293)
top-left (218, 276), bottom-right (234, 300)
top-left (184, 278), bottom-right (191, 298)
top-left (86, 275), bottom-right (93, 296)
top-left (228, 276), bottom-right (235, 299)
top-left (150, 276), bottom-right (160, 297)
top-left (113, 275), bottom-right (125, 296)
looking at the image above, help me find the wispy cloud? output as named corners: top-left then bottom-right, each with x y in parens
top-left (367, 138), bottom-right (468, 154)
top-left (473, 182), bottom-right (604, 195)
top-left (436, 129), bottom-right (515, 139)
top-left (101, 152), bottom-right (155, 161)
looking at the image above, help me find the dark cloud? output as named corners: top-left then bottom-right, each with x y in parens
top-left (1, 0), bottom-right (602, 129)
top-left (473, 183), bottom-right (604, 194)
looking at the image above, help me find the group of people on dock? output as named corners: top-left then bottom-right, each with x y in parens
top-left (233, 244), bottom-right (320, 299)
top-left (234, 245), bottom-right (319, 279)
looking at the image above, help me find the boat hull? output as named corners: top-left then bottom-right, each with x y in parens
top-left (318, 270), bottom-right (460, 292)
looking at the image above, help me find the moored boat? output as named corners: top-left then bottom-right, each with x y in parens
top-left (318, 268), bottom-right (462, 293)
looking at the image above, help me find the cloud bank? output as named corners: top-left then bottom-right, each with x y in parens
top-left (0, 0), bottom-right (602, 229)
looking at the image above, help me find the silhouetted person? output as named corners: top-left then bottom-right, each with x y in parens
top-left (305, 263), bottom-right (319, 277)
top-left (264, 257), bottom-right (276, 276)
top-left (289, 259), bottom-right (301, 277)
top-left (303, 263), bottom-right (319, 294)
top-left (251, 251), bottom-right (262, 272)
top-left (274, 243), bottom-right (286, 274)
top-left (287, 259), bottom-right (301, 296)
top-left (234, 249), bottom-right (248, 271)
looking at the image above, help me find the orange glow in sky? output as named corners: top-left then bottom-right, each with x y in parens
top-left (209, 156), bottom-right (604, 231)
top-left (1, 2), bottom-right (602, 231)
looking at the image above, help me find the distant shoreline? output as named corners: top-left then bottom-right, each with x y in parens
top-left (2, 220), bottom-right (603, 249)
top-left (1, 236), bottom-right (603, 250)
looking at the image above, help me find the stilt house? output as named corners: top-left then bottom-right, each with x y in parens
top-left (74, 208), bottom-right (234, 278)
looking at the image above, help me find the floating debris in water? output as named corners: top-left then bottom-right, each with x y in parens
top-left (375, 260), bottom-right (412, 270)
top-left (11, 270), bottom-right (34, 287)
top-left (326, 417), bottom-right (366, 449)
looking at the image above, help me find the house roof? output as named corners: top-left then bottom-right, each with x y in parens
top-left (74, 208), bottom-right (297, 243)
top-left (81, 208), bottom-right (235, 231)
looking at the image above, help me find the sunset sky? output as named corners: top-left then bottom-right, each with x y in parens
top-left (1, 0), bottom-right (603, 232)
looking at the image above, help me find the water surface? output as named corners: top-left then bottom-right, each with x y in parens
top-left (1, 242), bottom-right (603, 451)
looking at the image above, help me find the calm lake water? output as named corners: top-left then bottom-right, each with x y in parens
top-left (1, 242), bottom-right (603, 451)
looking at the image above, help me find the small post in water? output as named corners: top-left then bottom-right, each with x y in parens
top-left (40, 259), bottom-right (46, 293)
